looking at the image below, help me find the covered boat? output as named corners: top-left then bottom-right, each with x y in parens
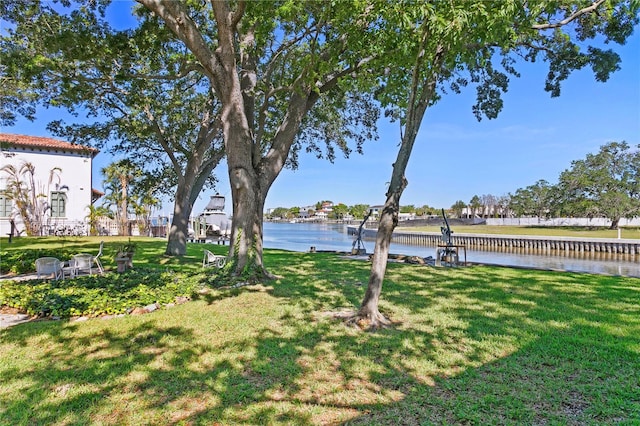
top-left (192, 195), bottom-right (231, 238)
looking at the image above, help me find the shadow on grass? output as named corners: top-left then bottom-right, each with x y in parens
top-left (344, 321), bottom-right (640, 424)
top-left (267, 251), bottom-right (372, 308)
top-left (1, 252), bottom-right (639, 424)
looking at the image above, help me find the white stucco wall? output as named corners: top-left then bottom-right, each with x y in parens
top-left (0, 146), bottom-right (95, 236)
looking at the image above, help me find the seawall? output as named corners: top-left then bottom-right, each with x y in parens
top-left (346, 227), bottom-right (640, 256)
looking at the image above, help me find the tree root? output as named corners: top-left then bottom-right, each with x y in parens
top-left (345, 309), bottom-right (392, 330)
top-left (263, 270), bottom-right (282, 280)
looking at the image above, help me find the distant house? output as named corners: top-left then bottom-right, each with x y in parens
top-left (368, 205), bottom-right (414, 221)
top-left (315, 201), bottom-right (333, 220)
top-left (398, 212), bottom-right (415, 221)
top-left (368, 205), bottom-right (384, 217)
top-left (0, 133), bottom-right (100, 236)
top-left (298, 207), bottom-right (312, 219)
top-left (314, 211), bottom-right (328, 220)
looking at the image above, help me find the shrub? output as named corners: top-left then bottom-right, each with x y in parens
top-left (0, 248), bottom-right (77, 275)
top-left (0, 268), bottom-right (203, 317)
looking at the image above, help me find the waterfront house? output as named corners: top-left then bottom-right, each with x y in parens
top-left (368, 205), bottom-right (384, 217)
top-left (0, 133), bottom-right (100, 236)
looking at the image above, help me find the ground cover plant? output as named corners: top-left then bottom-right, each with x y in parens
top-left (1, 237), bottom-right (639, 424)
top-left (0, 269), bottom-right (203, 317)
top-left (0, 247), bottom-right (78, 275)
top-left (0, 237), bottom-right (227, 317)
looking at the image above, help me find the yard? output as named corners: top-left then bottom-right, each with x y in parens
top-left (1, 237), bottom-right (639, 424)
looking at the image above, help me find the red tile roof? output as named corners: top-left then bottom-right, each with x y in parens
top-left (0, 133), bottom-right (99, 157)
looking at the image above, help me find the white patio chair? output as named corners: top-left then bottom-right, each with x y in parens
top-left (203, 249), bottom-right (226, 268)
top-left (35, 257), bottom-right (64, 280)
top-left (93, 241), bottom-right (104, 274)
top-left (72, 253), bottom-right (94, 275)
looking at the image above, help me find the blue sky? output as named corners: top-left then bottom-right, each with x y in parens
top-left (3, 7), bottom-right (639, 216)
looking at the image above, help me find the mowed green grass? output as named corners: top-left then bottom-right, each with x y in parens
top-left (396, 225), bottom-right (640, 239)
top-left (1, 237), bottom-right (639, 424)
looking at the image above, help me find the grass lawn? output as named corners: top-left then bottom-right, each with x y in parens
top-left (1, 237), bottom-right (639, 424)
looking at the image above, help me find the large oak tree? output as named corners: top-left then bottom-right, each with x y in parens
top-left (136, 0), bottom-right (380, 278)
top-left (556, 141), bottom-right (640, 229)
top-left (2, 1), bottom-right (379, 265)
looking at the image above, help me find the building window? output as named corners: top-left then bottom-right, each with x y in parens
top-left (50, 191), bottom-right (67, 218)
top-left (0, 195), bottom-right (12, 218)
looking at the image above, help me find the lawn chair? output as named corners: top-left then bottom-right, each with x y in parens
top-left (35, 257), bottom-right (64, 280)
top-left (203, 249), bottom-right (226, 268)
top-left (72, 253), bottom-right (95, 275)
top-left (93, 241), bottom-right (104, 274)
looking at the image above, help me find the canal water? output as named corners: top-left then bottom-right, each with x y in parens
top-left (263, 222), bottom-right (640, 277)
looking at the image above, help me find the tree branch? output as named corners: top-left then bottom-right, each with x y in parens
top-left (136, 0), bottom-right (219, 82)
top-left (316, 54), bottom-right (377, 94)
top-left (143, 105), bottom-right (184, 179)
top-left (532, 0), bottom-right (606, 30)
top-left (255, 21), bottom-right (324, 146)
top-left (117, 62), bottom-right (207, 81)
top-left (231, 0), bottom-right (246, 31)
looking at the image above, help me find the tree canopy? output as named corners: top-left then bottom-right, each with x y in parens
top-left (556, 141), bottom-right (640, 228)
top-left (506, 142), bottom-right (640, 228)
top-left (509, 180), bottom-right (555, 219)
top-left (1, 0), bottom-right (381, 267)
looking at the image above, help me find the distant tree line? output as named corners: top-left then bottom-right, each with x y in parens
top-left (270, 142), bottom-right (639, 230)
top-left (267, 201), bottom-right (439, 220)
top-left (449, 142), bottom-right (639, 229)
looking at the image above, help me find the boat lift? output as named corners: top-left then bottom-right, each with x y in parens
top-left (436, 209), bottom-right (466, 266)
top-left (351, 210), bottom-right (372, 255)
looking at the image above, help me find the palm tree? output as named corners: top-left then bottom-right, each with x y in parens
top-left (85, 204), bottom-right (112, 236)
top-left (0, 162), bottom-right (61, 235)
top-left (131, 189), bottom-right (161, 236)
top-left (101, 160), bottom-right (139, 236)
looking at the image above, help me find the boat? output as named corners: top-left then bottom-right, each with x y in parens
top-left (191, 195), bottom-right (231, 240)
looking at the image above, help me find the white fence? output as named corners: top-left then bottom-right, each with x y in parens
top-left (1, 217), bottom-right (169, 237)
top-left (486, 217), bottom-right (640, 227)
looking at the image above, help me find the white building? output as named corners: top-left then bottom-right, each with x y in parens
top-left (368, 205), bottom-right (384, 217)
top-left (0, 133), bottom-right (100, 236)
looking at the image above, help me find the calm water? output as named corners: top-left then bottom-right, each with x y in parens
top-left (263, 222), bottom-right (640, 277)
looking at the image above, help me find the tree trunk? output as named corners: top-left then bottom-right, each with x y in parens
top-left (221, 68), bottom-right (313, 280)
top-left (165, 187), bottom-right (192, 256)
top-left (119, 177), bottom-right (129, 236)
top-left (163, 132), bottom-right (222, 256)
top-left (227, 165), bottom-right (269, 278)
top-left (354, 42), bottom-right (443, 329)
top-left (609, 217), bottom-right (620, 230)
top-left (356, 195), bottom-right (401, 328)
